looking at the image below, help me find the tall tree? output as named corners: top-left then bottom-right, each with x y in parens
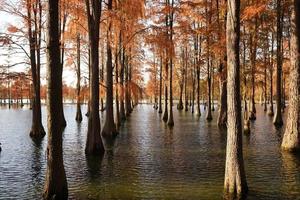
top-left (102, 0), bottom-right (118, 138)
top-left (224, 0), bottom-right (248, 197)
top-left (75, 33), bottom-right (82, 122)
top-left (26, 0), bottom-right (46, 138)
top-left (281, 0), bottom-right (300, 152)
top-left (273, 0), bottom-right (283, 126)
top-left (43, 0), bottom-right (68, 198)
top-left (85, 0), bottom-right (105, 155)
top-left (167, 0), bottom-right (174, 127)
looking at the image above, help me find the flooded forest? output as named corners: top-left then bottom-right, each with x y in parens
top-left (0, 0), bottom-right (299, 199)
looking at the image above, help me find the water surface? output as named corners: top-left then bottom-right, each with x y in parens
top-left (0, 104), bottom-right (300, 200)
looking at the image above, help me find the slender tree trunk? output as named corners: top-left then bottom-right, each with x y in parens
top-left (43, 0), bottom-right (68, 198)
top-left (206, 63), bottom-right (212, 121)
top-left (100, 47), bottom-right (105, 112)
top-left (224, 0), bottom-right (248, 197)
top-left (274, 0), bottom-right (283, 126)
top-left (269, 32), bottom-right (275, 116)
top-left (102, 0), bottom-right (117, 138)
top-left (167, 1), bottom-right (174, 126)
top-left (75, 33), bottom-right (82, 122)
top-left (115, 58), bottom-right (120, 127)
top-left (218, 60), bottom-right (227, 128)
top-left (102, 19), bottom-right (117, 138)
top-left (120, 50), bottom-right (126, 120)
top-left (206, 0), bottom-right (212, 121)
top-left (167, 58), bottom-right (174, 126)
top-left (158, 56), bottom-right (163, 113)
top-left (26, 0), bottom-right (45, 139)
top-left (178, 82), bottom-right (184, 110)
top-left (216, 1), bottom-right (227, 126)
top-left (162, 58), bottom-right (168, 122)
top-left (264, 35), bottom-right (268, 112)
top-left (281, 0), bottom-right (300, 152)
top-left (184, 49), bottom-right (189, 111)
top-left (85, 0), bottom-right (105, 155)
top-left (59, 8), bottom-right (67, 128)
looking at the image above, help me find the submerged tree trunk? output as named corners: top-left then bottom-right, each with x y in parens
top-left (184, 49), bottom-right (189, 112)
top-left (268, 33), bottom-right (275, 116)
top-left (281, 0), bottom-right (300, 152)
top-left (167, 1), bottom-right (174, 126)
top-left (224, 0), bottom-right (248, 197)
top-left (178, 81), bottom-right (184, 110)
top-left (26, 0), bottom-right (45, 139)
top-left (43, 0), bottom-right (68, 198)
top-left (75, 33), bottom-right (82, 122)
top-left (115, 33), bottom-right (121, 128)
top-left (158, 56), bottom-right (163, 113)
top-left (196, 65), bottom-right (201, 116)
top-left (120, 50), bottom-right (126, 120)
top-left (162, 58), bottom-right (168, 122)
top-left (167, 58), bottom-right (174, 126)
top-left (85, 0), bottom-right (105, 155)
top-left (206, 62), bottom-right (212, 121)
top-left (274, 0), bottom-right (283, 127)
top-left (102, 2), bottom-right (118, 138)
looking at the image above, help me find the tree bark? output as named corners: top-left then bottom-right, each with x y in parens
top-left (268, 32), bottom-right (275, 116)
top-left (26, 0), bottom-right (45, 139)
top-left (85, 0), bottom-right (105, 155)
top-left (184, 49), bottom-right (189, 111)
top-left (273, 0), bottom-right (283, 127)
top-left (158, 56), bottom-right (163, 113)
top-left (120, 50), bottom-right (126, 120)
top-left (43, 0), bottom-right (68, 198)
top-left (75, 33), bottom-right (82, 122)
top-left (59, 5), bottom-right (67, 128)
top-left (162, 57), bottom-right (168, 122)
top-left (281, 0), bottom-right (300, 152)
top-left (218, 61), bottom-right (227, 128)
top-left (102, 0), bottom-right (118, 138)
top-left (224, 0), bottom-right (248, 197)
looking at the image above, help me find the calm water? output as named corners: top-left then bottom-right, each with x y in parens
top-left (0, 104), bottom-right (300, 200)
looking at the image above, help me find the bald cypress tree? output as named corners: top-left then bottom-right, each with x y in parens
top-left (224, 0), bottom-right (248, 197)
top-left (281, 0), bottom-right (300, 152)
top-left (43, 0), bottom-right (68, 198)
top-left (85, 0), bottom-right (105, 155)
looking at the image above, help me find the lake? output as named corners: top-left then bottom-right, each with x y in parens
top-left (0, 104), bottom-right (299, 200)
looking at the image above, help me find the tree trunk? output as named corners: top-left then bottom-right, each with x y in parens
top-left (178, 82), bottom-right (184, 110)
top-left (281, 0), bottom-right (300, 152)
top-left (268, 32), bottom-right (274, 116)
top-left (59, 7), bottom-right (67, 128)
top-left (167, 58), bottom-right (174, 126)
top-left (162, 58), bottom-right (168, 122)
top-left (85, 0), bottom-right (105, 155)
top-left (26, 0), bottom-right (45, 139)
top-left (196, 68), bottom-right (201, 116)
top-left (102, 4), bottom-right (118, 138)
top-left (75, 33), bottom-right (82, 122)
top-left (218, 62), bottom-right (227, 128)
top-left (273, 0), bottom-right (283, 127)
top-left (167, 2), bottom-right (174, 126)
top-left (120, 50), bottom-right (126, 120)
top-left (43, 0), bottom-right (68, 198)
top-left (184, 49), bottom-right (189, 112)
top-left (158, 56), bottom-right (163, 113)
top-left (224, 0), bottom-right (248, 197)
top-left (206, 0), bottom-right (212, 121)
